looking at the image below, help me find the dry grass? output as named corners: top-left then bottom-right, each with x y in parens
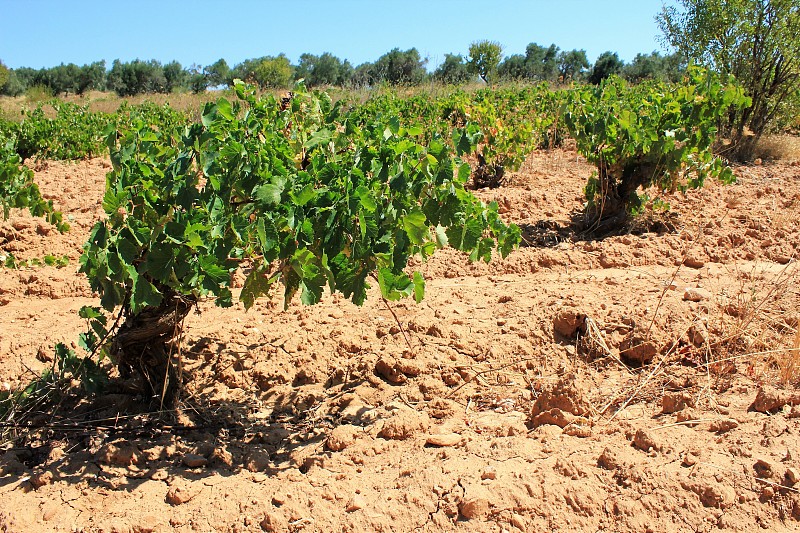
top-left (72, 90), bottom-right (220, 115)
top-left (710, 262), bottom-right (800, 386)
top-left (752, 134), bottom-right (800, 162)
top-left (0, 90), bottom-right (224, 120)
top-left (784, 320), bottom-right (800, 385)
top-left (0, 80), bottom-right (546, 122)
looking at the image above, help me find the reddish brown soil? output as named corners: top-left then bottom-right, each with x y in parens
top-left (1, 150), bottom-right (799, 532)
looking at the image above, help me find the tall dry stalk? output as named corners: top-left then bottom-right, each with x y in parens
top-left (784, 321), bottom-right (800, 385)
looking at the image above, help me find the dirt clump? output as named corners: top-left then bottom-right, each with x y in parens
top-left (530, 372), bottom-right (592, 428)
top-left (752, 386), bottom-right (800, 414)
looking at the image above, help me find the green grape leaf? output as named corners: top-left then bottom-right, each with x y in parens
top-left (241, 264), bottom-right (273, 310)
top-left (131, 276), bottom-right (162, 313)
top-left (402, 208), bottom-right (429, 245)
top-left (254, 178), bottom-right (286, 206)
top-left (144, 243), bottom-right (176, 283)
top-left (377, 268), bottom-right (414, 301)
top-left (413, 271), bottom-right (425, 303)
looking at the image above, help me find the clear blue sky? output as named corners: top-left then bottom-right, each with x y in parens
top-left (0, 0), bottom-right (676, 70)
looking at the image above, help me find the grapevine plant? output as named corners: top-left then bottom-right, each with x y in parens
top-left (79, 81), bottom-right (520, 400)
top-left (465, 85), bottom-right (555, 188)
top-left (0, 100), bottom-right (191, 162)
top-left (564, 66), bottom-right (750, 229)
top-left (0, 134), bottom-right (69, 231)
top-left (345, 85), bottom-right (557, 189)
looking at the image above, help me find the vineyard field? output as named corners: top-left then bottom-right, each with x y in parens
top-left (1, 145), bottom-right (799, 531)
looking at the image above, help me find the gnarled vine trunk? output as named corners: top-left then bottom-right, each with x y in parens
top-left (111, 286), bottom-right (194, 405)
top-left (584, 160), bottom-right (659, 233)
top-left (473, 153), bottom-right (506, 189)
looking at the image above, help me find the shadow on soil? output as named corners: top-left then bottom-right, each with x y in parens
top-left (0, 335), bottom-right (381, 491)
top-left (519, 209), bottom-right (680, 248)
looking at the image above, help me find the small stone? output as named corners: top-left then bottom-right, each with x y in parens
top-left (165, 485), bottom-right (194, 505)
top-left (562, 422), bottom-right (592, 438)
top-left (426, 398), bottom-right (455, 419)
top-left (182, 454), bottom-right (208, 468)
top-left (481, 466), bottom-right (497, 480)
top-left (619, 337), bottom-right (658, 365)
top-left (531, 408), bottom-right (577, 428)
top-left (761, 485), bottom-right (775, 501)
top-left (786, 467), bottom-right (800, 485)
top-left (96, 443), bottom-right (140, 466)
top-left (530, 372), bottom-right (591, 422)
top-left (440, 368), bottom-right (462, 386)
top-left (271, 494), bottom-right (287, 506)
top-left (209, 446), bottom-right (233, 468)
top-left (683, 453), bottom-right (699, 467)
top-left (397, 359), bottom-right (423, 377)
top-left (597, 447), bottom-right (621, 470)
top-left (150, 469), bottom-right (168, 481)
top-left (426, 433), bottom-right (462, 447)
top-left (683, 287), bottom-right (712, 302)
top-left (553, 309), bottom-right (585, 338)
top-left (688, 322), bottom-right (709, 346)
top-left (700, 482), bottom-right (735, 508)
top-left (346, 494), bottom-right (366, 512)
top-left (509, 514), bottom-right (527, 531)
top-left (47, 447), bottom-right (65, 463)
top-left (459, 497), bottom-right (490, 519)
top-left (709, 418), bottom-right (739, 433)
top-left (36, 346), bottom-right (53, 362)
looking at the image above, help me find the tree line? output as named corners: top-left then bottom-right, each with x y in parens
top-left (1, 0), bottom-right (797, 159)
top-left (0, 43), bottom-right (684, 98)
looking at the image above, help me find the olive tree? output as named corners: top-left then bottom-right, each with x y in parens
top-left (557, 49), bottom-right (590, 82)
top-left (0, 61), bottom-right (10, 90)
top-left (659, 0), bottom-right (800, 158)
top-left (468, 41), bottom-right (503, 83)
top-left (589, 52), bottom-right (624, 85)
top-left (434, 54), bottom-right (471, 84)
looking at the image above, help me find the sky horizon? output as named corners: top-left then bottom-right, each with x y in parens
top-left (1, 1), bottom-right (677, 71)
